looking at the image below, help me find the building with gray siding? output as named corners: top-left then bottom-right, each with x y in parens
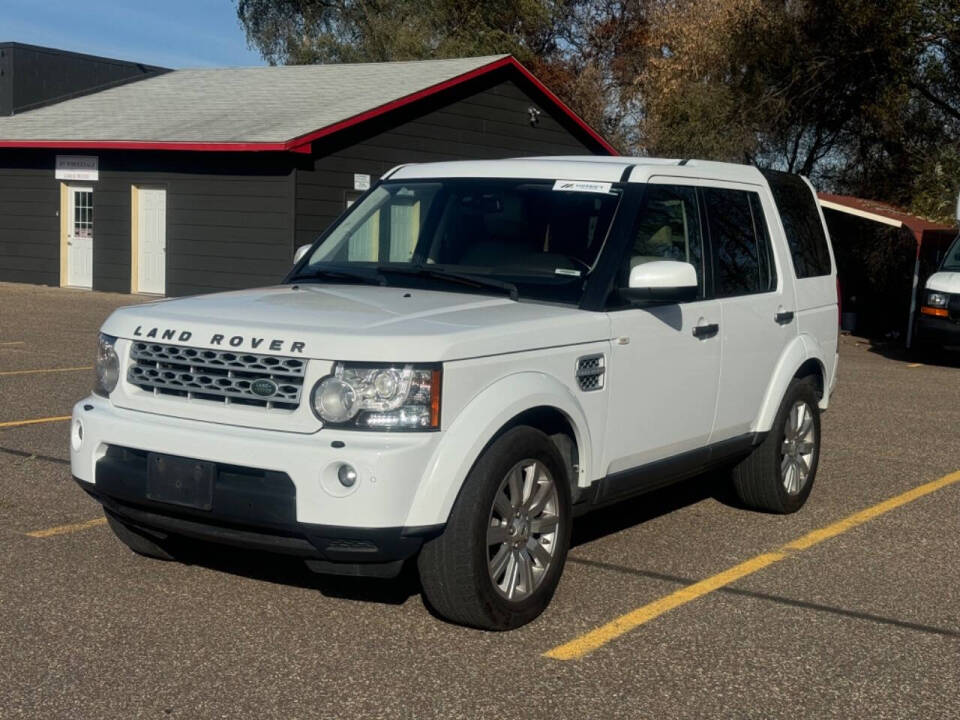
top-left (0, 45), bottom-right (614, 297)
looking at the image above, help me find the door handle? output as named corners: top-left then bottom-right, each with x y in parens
top-left (775, 310), bottom-right (795, 325)
top-left (692, 323), bottom-right (719, 339)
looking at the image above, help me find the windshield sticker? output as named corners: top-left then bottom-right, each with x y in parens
top-left (553, 180), bottom-right (613, 194)
top-left (555, 268), bottom-right (582, 277)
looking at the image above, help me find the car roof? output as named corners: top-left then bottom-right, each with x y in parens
top-left (386, 156), bottom-right (768, 185)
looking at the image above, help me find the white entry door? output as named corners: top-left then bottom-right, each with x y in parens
top-left (137, 186), bottom-right (167, 294)
top-left (66, 186), bottom-right (93, 288)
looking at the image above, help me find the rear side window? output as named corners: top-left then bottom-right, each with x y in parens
top-left (703, 188), bottom-right (776, 297)
top-left (762, 170), bottom-right (832, 278)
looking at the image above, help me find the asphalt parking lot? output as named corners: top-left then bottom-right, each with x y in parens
top-left (1, 281), bottom-right (959, 719)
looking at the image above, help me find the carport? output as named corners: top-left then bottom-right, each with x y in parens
top-left (818, 193), bottom-right (957, 346)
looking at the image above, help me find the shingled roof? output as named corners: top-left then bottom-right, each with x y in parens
top-left (0, 55), bottom-right (615, 154)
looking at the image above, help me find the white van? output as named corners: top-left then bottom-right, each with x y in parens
top-left (915, 230), bottom-right (960, 348)
top-left (71, 157), bottom-right (839, 629)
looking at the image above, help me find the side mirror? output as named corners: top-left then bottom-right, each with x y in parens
top-left (293, 244), bottom-right (312, 265)
top-left (623, 260), bottom-right (698, 303)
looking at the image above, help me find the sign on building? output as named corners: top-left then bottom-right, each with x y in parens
top-left (55, 155), bottom-right (99, 181)
top-left (353, 173), bottom-right (371, 191)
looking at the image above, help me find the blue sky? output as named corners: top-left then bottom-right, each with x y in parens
top-left (1, 0), bottom-right (265, 68)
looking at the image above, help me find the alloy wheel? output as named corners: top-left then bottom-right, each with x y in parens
top-left (486, 459), bottom-right (561, 601)
top-left (781, 400), bottom-right (817, 495)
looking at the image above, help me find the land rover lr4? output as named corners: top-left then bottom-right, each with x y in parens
top-left (72, 158), bottom-right (839, 629)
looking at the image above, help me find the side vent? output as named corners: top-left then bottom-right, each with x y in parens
top-left (575, 354), bottom-right (605, 391)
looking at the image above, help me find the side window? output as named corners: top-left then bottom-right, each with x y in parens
top-left (623, 184), bottom-right (705, 297)
top-left (704, 188), bottom-right (776, 297)
top-left (762, 170), bottom-right (832, 278)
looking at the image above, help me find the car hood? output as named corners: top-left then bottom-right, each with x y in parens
top-left (925, 271), bottom-right (960, 294)
top-left (102, 284), bottom-right (611, 361)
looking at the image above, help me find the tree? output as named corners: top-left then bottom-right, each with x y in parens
top-left (236, 0), bottom-right (565, 65)
top-left (639, 0), bottom-right (960, 222)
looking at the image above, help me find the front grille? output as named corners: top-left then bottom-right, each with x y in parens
top-left (575, 354), bottom-right (605, 391)
top-left (127, 342), bottom-right (307, 411)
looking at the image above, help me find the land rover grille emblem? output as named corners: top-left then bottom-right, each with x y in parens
top-left (251, 379), bottom-right (279, 398)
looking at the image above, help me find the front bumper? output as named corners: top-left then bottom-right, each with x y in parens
top-left (915, 314), bottom-right (960, 346)
top-left (77, 475), bottom-right (438, 577)
top-left (71, 395), bottom-right (446, 530)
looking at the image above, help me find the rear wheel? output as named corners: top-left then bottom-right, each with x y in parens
top-left (105, 512), bottom-right (175, 560)
top-left (418, 426), bottom-right (571, 630)
top-left (732, 379), bottom-right (821, 514)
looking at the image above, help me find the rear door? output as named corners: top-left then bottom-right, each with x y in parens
top-left (703, 183), bottom-right (798, 441)
top-left (762, 171), bottom-right (838, 384)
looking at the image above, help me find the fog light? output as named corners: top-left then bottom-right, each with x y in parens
top-left (70, 418), bottom-right (84, 451)
top-left (338, 464), bottom-right (357, 488)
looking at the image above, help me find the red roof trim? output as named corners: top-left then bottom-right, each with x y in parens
top-left (0, 139), bottom-right (290, 152)
top-left (0, 56), bottom-right (618, 155)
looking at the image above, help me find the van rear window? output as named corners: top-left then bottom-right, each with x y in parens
top-left (762, 170), bottom-right (832, 278)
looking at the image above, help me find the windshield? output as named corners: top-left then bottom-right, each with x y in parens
top-left (942, 233), bottom-right (960, 271)
top-left (294, 179), bottom-right (622, 303)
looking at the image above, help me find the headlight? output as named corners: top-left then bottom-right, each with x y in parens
top-left (311, 363), bottom-right (441, 430)
top-left (925, 291), bottom-right (949, 308)
top-left (94, 333), bottom-right (120, 396)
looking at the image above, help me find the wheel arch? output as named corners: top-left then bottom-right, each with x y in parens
top-left (753, 334), bottom-right (828, 434)
top-left (403, 372), bottom-right (593, 528)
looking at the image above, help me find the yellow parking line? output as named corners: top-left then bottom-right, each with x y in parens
top-left (907, 363), bottom-right (923, 368)
top-left (26, 517), bottom-right (107, 538)
top-left (0, 341), bottom-right (26, 346)
top-left (0, 366), bottom-right (92, 377)
top-left (545, 469), bottom-right (960, 661)
top-left (0, 416), bottom-right (72, 429)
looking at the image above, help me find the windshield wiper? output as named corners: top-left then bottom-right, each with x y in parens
top-left (378, 266), bottom-right (518, 300)
top-left (290, 266), bottom-right (387, 286)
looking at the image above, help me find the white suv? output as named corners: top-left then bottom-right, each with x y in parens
top-left (72, 157), bottom-right (839, 629)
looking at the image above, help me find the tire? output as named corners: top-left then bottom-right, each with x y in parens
top-left (731, 378), bottom-right (821, 514)
top-left (105, 512), bottom-right (176, 560)
top-left (418, 426), bottom-right (572, 630)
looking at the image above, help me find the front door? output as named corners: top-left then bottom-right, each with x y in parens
top-left (604, 182), bottom-right (722, 476)
top-left (137, 186), bottom-right (167, 294)
top-left (66, 186), bottom-right (93, 288)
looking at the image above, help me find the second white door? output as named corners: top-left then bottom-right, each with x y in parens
top-left (137, 186), bottom-right (167, 295)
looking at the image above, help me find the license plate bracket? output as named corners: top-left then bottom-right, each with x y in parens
top-left (146, 453), bottom-right (215, 510)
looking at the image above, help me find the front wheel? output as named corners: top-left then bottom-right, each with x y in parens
top-left (731, 379), bottom-right (821, 514)
top-left (418, 426), bottom-right (571, 630)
